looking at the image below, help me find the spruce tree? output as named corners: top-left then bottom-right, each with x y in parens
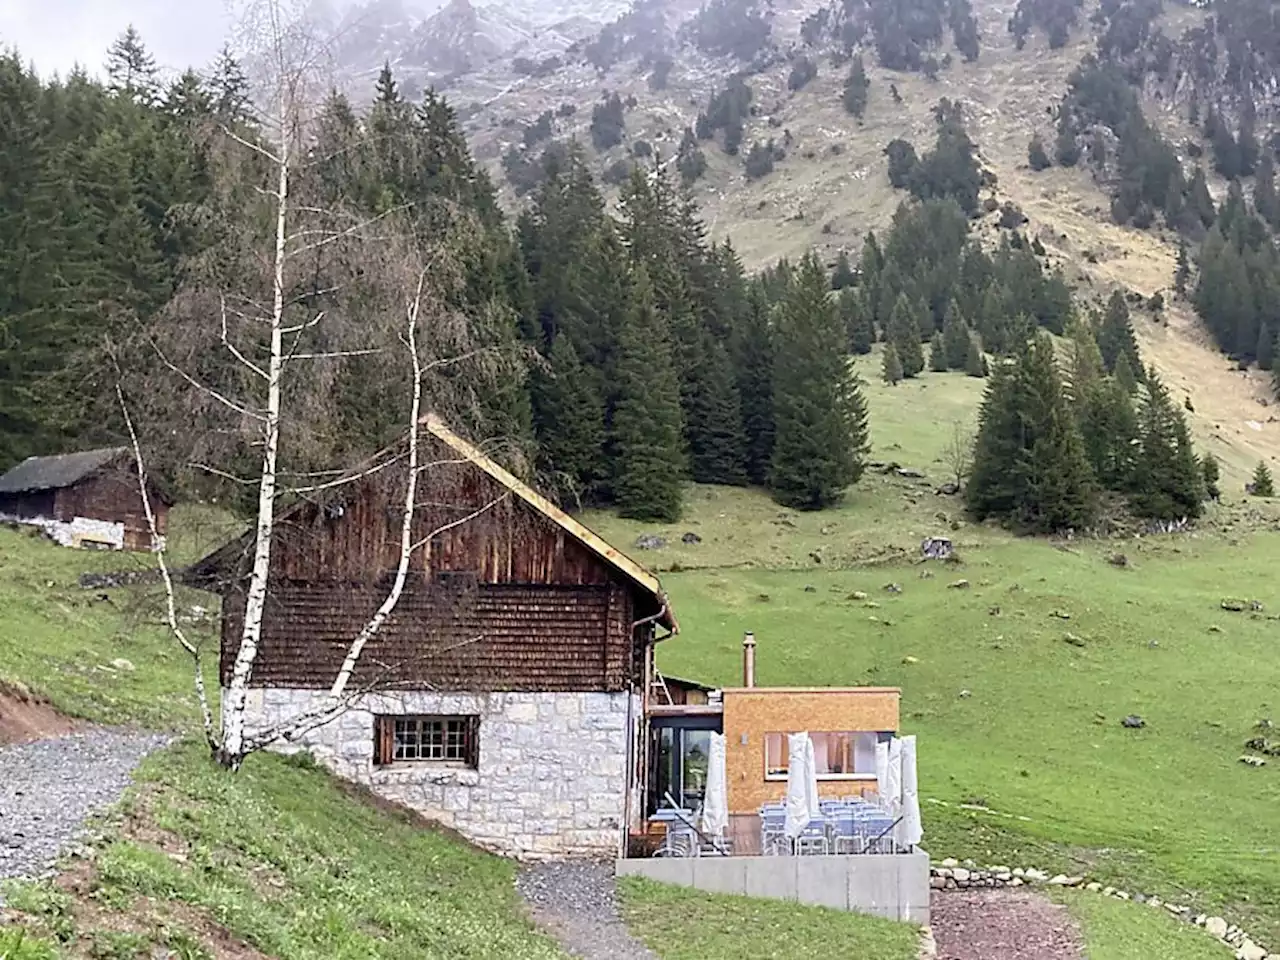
top-left (942, 300), bottom-right (969, 369)
top-left (883, 343), bottom-right (904, 384)
top-left (1113, 351), bottom-right (1138, 395)
top-left (1065, 312), bottom-right (1105, 398)
top-left (1251, 461), bottom-right (1275, 498)
top-left (843, 55), bottom-right (870, 118)
top-left (1028, 133), bottom-right (1051, 171)
top-left (964, 336), bottom-right (986, 377)
top-left (534, 334), bottom-right (605, 502)
top-left (967, 335), bottom-right (1096, 532)
top-left (831, 250), bottom-right (856, 290)
top-left (888, 293), bottom-right (925, 377)
top-left (1174, 238), bottom-right (1191, 297)
top-left (929, 332), bottom-right (948, 371)
top-left (105, 25), bottom-right (158, 102)
top-left (1131, 370), bottom-right (1204, 520)
top-left (611, 268), bottom-right (686, 520)
top-left (1077, 377), bottom-right (1138, 490)
top-left (1097, 291), bottom-right (1143, 378)
top-left (769, 253), bottom-right (870, 509)
top-left (841, 287), bottom-right (874, 354)
top-left (735, 283), bottom-right (775, 485)
top-left (686, 333), bottom-right (748, 485)
top-left (1200, 453), bottom-right (1221, 501)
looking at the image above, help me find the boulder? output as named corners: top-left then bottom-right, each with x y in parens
top-left (884, 582), bottom-right (903, 593)
top-left (1205, 917), bottom-right (1229, 938)
top-left (936, 482), bottom-right (961, 496)
top-left (952, 868), bottom-right (970, 883)
top-left (1235, 938), bottom-right (1266, 960)
top-left (1121, 715), bottom-right (1146, 729)
top-left (948, 579), bottom-right (971, 590)
top-left (634, 535), bottom-right (666, 550)
top-left (681, 532), bottom-right (702, 545)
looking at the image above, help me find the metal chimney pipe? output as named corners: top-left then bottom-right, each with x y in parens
top-left (743, 631), bottom-right (756, 688)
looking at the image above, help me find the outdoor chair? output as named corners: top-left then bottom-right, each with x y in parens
top-left (794, 818), bottom-right (830, 856)
top-left (759, 807), bottom-right (787, 856)
top-left (830, 811), bottom-right (859, 854)
top-left (654, 818), bottom-right (700, 858)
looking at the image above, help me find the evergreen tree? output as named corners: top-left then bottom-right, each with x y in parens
top-left (843, 56), bottom-right (870, 118)
top-left (735, 283), bottom-right (775, 485)
top-left (686, 333), bottom-right (748, 485)
top-left (883, 343), bottom-right (904, 384)
top-left (831, 250), bottom-right (856, 290)
top-left (1077, 377), bottom-right (1138, 490)
top-left (964, 336), bottom-right (987, 377)
top-left (1200, 452), bottom-right (1221, 501)
top-left (929, 331), bottom-right (948, 371)
top-left (1251, 461), bottom-right (1275, 498)
top-left (967, 335), bottom-right (1097, 531)
top-left (533, 334), bottom-right (604, 502)
top-left (611, 268), bottom-right (686, 520)
top-left (1113, 351), bottom-right (1138, 395)
top-left (769, 254), bottom-right (869, 509)
top-left (1065, 312), bottom-right (1104, 397)
top-left (1097, 291), bottom-right (1143, 377)
top-left (210, 44), bottom-right (252, 125)
top-left (375, 62), bottom-right (399, 103)
top-left (1131, 370), bottom-right (1203, 519)
top-left (1028, 133), bottom-right (1051, 171)
top-left (105, 26), bottom-right (158, 102)
top-left (841, 287), bottom-right (874, 354)
top-left (1174, 238), bottom-right (1191, 296)
top-left (942, 300), bottom-right (969, 369)
top-left (887, 293), bottom-right (926, 377)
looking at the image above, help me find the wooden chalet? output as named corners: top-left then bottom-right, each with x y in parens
top-left (190, 414), bottom-right (678, 859)
top-left (0, 447), bottom-right (167, 551)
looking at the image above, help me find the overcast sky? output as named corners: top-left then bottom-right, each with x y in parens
top-left (0, 0), bottom-right (235, 79)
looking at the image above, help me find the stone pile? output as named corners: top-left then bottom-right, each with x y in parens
top-left (929, 858), bottom-right (1276, 959)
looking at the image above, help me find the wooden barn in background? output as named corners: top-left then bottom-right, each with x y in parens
top-left (0, 448), bottom-right (167, 551)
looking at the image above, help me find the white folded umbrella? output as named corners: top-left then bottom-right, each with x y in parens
top-left (874, 739), bottom-right (890, 807)
top-left (897, 735), bottom-right (923, 849)
top-left (701, 732), bottom-right (729, 839)
top-left (885, 737), bottom-right (903, 817)
top-left (784, 732), bottom-right (819, 840)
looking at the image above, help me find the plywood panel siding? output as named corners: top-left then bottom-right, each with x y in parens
top-left (721, 689), bottom-right (901, 814)
top-left (220, 581), bottom-right (639, 692)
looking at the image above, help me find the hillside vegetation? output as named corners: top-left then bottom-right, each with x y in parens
top-left (590, 362), bottom-right (1280, 946)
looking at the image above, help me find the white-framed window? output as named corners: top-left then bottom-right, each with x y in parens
top-left (763, 731), bottom-right (879, 780)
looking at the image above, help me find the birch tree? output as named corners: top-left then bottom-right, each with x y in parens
top-left (121, 0), bottom-right (520, 769)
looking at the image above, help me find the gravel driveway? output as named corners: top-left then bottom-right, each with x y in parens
top-left (0, 730), bottom-right (170, 886)
top-left (931, 889), bottom-right (1084, 959)
top-left (517, 862), bottom-right (657, 960)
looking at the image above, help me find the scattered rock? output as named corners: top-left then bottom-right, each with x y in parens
top-left (1121, 715), bottom-right (1146, 729)
top-left (848, 591), bottom-right (869, 601)
top-left (1147, 639), bottom-right (1160, 648)
top-left (903, 655), bottom-right (919, 665)
top-left (958, 689), bottom-right (971, 699)
top-left (921, 536), bottom-right (953, 559)
top-left (1236, 938), bottom-right (1266, 960)
top-left (920, 569), bottom-right (935, 579)
top-left (896, 467), bottom-right (927, 479)
top-left (680, 532), bottom-right (702, 545)
top-left (1205, 917), bottom-right (1229, 938)
top-left (988, 605), bottom-right (1001, 616)
top-left (756, 593), bottom-right (771, 603)
top-left (1063, 633), bottom-right (1086, 647)
top-left (884, 583), bottom-right (902, 594)
top-left (803, 584), bottom-right (817, 593)
top-left (1050, 609), bottom-right (1072, 620)
top-left (1221, 599), bottom-right (1248, 612)
top-left (1107, 553), bottom-right (1129, 568)
top-left (1239, 755), bottom-right (1266, 767)
top-left (634, 535), bottom-right (666, 551)
top-left (935, 482), bottom-right (960, 496)
top-left (948, 579), bottom-right (971, 590)
top-left (109, 658), bottom-right (135, 672)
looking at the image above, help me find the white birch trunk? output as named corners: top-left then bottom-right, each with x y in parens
top-left (219, 120), bottom-right (290, 769)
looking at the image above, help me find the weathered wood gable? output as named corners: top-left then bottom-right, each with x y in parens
top-left (210, 426), bottom-right (670, 695)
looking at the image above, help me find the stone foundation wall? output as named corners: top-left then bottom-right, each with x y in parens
top-left (2, 514), bottom-right (126, 550)
top-left (240, 687), bottom-right (640, 860)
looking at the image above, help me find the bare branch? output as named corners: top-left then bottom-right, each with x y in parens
top-left (151, 341), bottom-right (265, 421)
top-left (117, 384), bottom-right (218, 751)
top-left (409, 494), bottom-right (508, 554)
top-left (220, 295), bottom-right (270, 380)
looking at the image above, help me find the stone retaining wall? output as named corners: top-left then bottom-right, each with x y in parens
top-left (240, 687), bottom-right (639, 860)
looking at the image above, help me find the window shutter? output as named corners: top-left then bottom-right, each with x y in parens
top-left (375, 716), bottom-right (394, 766)
top-left (465, 716), bottom-right (480, 768)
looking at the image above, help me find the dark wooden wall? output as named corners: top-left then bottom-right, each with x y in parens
top-left (0, 490), bottom-right (55, 520)
top-left (54, 466), bottom-right (168, 550)
top-left (221, 580), bottom-right (641, 691)
top-left (216, 437), bottom-right (656, 692)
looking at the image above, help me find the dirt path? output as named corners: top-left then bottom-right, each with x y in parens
top-left (517, 862), bottom-right (658, 960)
top-left (931, 889), bottom-right (1085, 960)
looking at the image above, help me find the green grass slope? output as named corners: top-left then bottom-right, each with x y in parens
top-left (3, 743), bottom-right (563, 959)
top-left (588, 364), bottom-right (1280, 946)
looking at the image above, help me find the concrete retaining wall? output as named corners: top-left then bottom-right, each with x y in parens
top-left (616, 853), bottom-right (930, 924)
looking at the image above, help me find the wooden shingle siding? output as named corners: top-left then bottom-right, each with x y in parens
top-left (221, 581), bottom-right (638, 692)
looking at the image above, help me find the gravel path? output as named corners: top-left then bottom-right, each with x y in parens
top-left (931, 889), bottom-right (1084, 960)
top-left (517, 862), bottom-right (658, 960)
top-left (0, 730), bottom-right (170, 885)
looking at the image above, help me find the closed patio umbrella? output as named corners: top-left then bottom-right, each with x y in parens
top-left (784, 732), bottom-right (819, 841)
top-left (897, 735), bottom-right (923, 849)
top-left (701, 732), bottom-right (729, 841)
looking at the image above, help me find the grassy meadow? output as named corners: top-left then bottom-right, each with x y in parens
top-left (589, 361), bottom-right (1280, 947)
